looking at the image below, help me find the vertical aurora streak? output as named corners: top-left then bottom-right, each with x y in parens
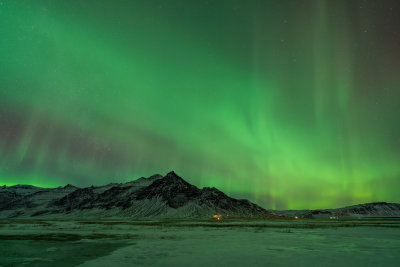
top-left (0, 0), bottom-right (399, 209)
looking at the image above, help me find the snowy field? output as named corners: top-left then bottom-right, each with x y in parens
top-left (0, 218), bottom-right (399, 266)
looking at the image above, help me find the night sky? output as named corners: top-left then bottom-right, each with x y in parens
top-left (1, 0), bottom-right (399, 209)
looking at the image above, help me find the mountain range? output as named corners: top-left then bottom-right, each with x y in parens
top-left (274, 202), bottom-right (400, 218)
top-left (0, 171), bottom-right (275, 219)
top-left (1, 171), bottom-right (399, 219)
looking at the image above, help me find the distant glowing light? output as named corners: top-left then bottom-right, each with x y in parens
top-left (213, 214), bottom-right (222, 220)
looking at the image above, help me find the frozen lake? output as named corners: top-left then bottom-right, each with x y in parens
top-left (0, 218), bottom-right (399, 266)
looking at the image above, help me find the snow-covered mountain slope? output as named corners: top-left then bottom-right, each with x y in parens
top-left (0, 172), bottom-right (275, 219)
top-left (274, 202), bottom-right (400, 218)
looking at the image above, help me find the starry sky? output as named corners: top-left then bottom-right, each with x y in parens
top-left (1, 0), bottom-right (399, 209)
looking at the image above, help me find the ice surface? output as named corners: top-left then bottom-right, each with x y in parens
top-left (0, 218), bottom-right (399, 266)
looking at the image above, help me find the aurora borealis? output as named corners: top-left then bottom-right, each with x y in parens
top-left (1, 0), bottom-right (399, 209)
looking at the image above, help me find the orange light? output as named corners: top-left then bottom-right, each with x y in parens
top-left (213, 214), bottom-right (222, 220)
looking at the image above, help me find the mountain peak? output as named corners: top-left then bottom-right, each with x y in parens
top-left (163, 171), bottom-right (187, 184)
top-left (64, 184), bottom-right (76, 189)
top-left (166, 171), bottom-right (178, 178)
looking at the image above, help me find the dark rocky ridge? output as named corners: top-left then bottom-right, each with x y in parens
top-left (0, 171), bottom-right (276, 218)
top-left (274, 202), bottom-right (400, 218)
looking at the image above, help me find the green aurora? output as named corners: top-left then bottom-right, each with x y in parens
top-left (0, 0), bottom-right (399, 209)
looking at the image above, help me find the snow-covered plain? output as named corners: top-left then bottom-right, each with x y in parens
top-left (0, 218), bottom-right (399, 266)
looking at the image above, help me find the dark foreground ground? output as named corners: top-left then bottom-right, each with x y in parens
top-left (0, 218), bottom-right (399, 266)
